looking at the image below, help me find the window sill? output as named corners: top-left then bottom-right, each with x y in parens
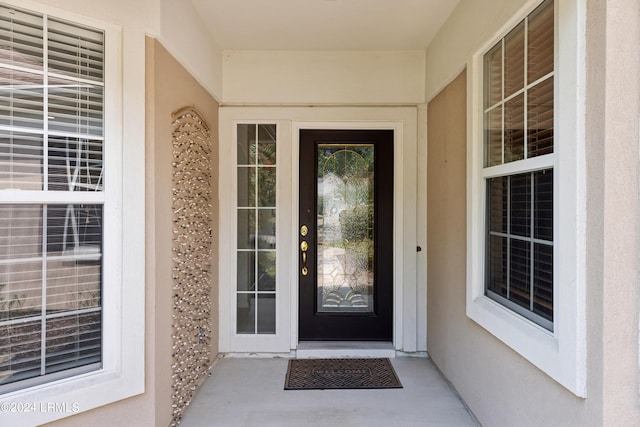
top-left (466, 282), bottom-right (585, 397)
top-left (0, 365), bottom-right (144, 426)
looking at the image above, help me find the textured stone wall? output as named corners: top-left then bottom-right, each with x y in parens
top-left (170, 108), bottom-right (213, 425)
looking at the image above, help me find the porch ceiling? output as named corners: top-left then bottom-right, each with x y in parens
top-left (190, 0), bottom-right (460, 50)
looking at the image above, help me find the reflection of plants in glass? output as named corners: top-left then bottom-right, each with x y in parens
top-left (262, 251), bottom-right (276, 279)
top-left (258, 251), bottom-right (277, 291)
top-left (339, 206), bottom-right (373, 242)
top-left (0, 283), bottom-right (26, 320)
top-left (246, 125), bottom-right (277, 208)
top-left (75, 290), bottom-right (101, 309)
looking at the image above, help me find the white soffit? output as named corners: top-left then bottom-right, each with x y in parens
top-left (190, 0), bottom-right (460, 50)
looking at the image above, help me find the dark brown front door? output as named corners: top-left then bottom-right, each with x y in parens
top-left (298, 129), bottom-right (393, 341)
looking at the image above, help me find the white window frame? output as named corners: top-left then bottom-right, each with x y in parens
top-left (0, 2), bottom-right (145, 425)
top-left (466, 0), bottom-right (587, 397)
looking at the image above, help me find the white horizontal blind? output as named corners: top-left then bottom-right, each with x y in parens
top-left (0, 3), bottom-right (104, 394)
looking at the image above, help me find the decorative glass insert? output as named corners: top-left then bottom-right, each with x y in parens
top-left (316, 144), bottom-right (374, 313)
top-left (236, 124), bottom-right (276, 334)
top-left (0, 4), bottom-right (104, 393)
top-left (483, 0), bottom-right (554, 330)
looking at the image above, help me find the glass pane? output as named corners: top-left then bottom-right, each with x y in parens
top-left (534, 169), bottom-right (553, 241)
top-left (504, 22), bottom-right (525, 98)
top-left (504, 93), bottom-right (525, 163)
top-left (237, 167), bottom-right (255, 207)
top-left (236, 293), bottom-right (255, 334)
top-left (48, 79), bottom-right (104, 137)
top-left (510, 173), bottom-right (531, 237)
top-left (0, 6), bottom-right (44, 71)
top-left (0, 260), bottom-right (42, 322)
top-left (257, 294), bottom-right (275, 334)
top-left (237, 209), bottom-right (255, 250)
top-left (46, 258), bottom-right (101, 313)
top-left (258, 124), bottom-right (276, 165)
top-left (257, 167), bottom-right (276, 207)
top-left (0, 70), bottom-right (43, 130)
top-left (237, 124), bottom-right (255, 165)
top-left (46, 204), bottom-right (102, 257)
top-left (528, 0), bottom-right (554, 84)
top-left (488, 176), bottom-right (507, 233)
top-left (236, 251), bottom-right (255, 291)
top-left (509, 238), bottom-right (530, 309)
top-left (48, 137), bottom-right (103, 191)
top-left (257, 209), bottom-right (276, 249)
top-left (317, 144), bottom-right (374, 313)
top-left (0, 320), bottom-right (42, 387)
top-left (0, 132), bottom-right (43, 190)
top-left (533, 243), bottom-right (553, 321)
top-left (0, 204), bottom-right (42, 261)
top-left (257, 251), bottom-right (275, 291)
top-left (484, 42), bottom-right (502, 109)
top-left (487, 235), bottom-right (507, 298)
top-left (484, 106), bottom-right (502, 167)
top-left (45, 311), bottom-right (101, 375)
top-left (527, 76), bottom-right (554, 157)
top-left (47, 18), bottom-right (104, 82)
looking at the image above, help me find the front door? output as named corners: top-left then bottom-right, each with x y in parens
top-left (298, 129), bottom-right (393, 341)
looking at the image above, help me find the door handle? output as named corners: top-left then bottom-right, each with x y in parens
top-left (300, 240), bottom-right (308, 276)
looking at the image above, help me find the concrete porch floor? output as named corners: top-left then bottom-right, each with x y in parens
top-left (180, 356), bottom-right (479, 427)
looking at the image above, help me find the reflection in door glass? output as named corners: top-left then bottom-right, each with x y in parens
top-left (317, 144), bottom-right (374, 313)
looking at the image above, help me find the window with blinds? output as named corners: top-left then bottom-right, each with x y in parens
top-left (482, 0), bottom-right (554, 330)
top-left (0, 4), bottom-right (103, 393)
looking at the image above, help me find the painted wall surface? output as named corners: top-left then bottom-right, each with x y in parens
top-left (45, 38), bottom-right (220, 427)
top-left (146, 37), bottom-right (220, 426)
top-left (160, 0), bottom-right (224, 100)
top-left (427, 69), bottom-right (594, 427)
top-left (426, 0), bottom-right (640, 426)
top-left (585, 0), bottom-right (640, 425)
top-left (26, 0), bottom-right (160, 32)
top-left (425, 0), bottom-right (529, 102)
top-left (222, 50), bottom-right (426, 105)
top-left (27, 0), bottom-right (223, 101)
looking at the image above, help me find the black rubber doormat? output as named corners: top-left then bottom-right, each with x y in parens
top-left (284, 358), bottom-right (403, 390)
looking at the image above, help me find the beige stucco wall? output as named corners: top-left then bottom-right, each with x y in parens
top-left (426, 1), bottom-right (640, 426)
top-left (585, 0), bottom-right (640, 425)
top-left (427, 68), bottom-right (596, 427)
top-left (222, 50), bottom-right (426, 105)
top-left (145, 37), bottom-right (220, 425)
top-left (45, 37), bottom-right (220, 427)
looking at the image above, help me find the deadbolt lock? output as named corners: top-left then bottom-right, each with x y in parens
top-left (300, 225), bottom-right (308, 237)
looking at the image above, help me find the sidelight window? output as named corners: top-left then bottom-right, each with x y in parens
top-left (482, 0), bottom-right (554, 330)
top-left (236, 123), bottom-right (277, 334)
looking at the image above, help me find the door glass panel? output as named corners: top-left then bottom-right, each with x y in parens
top-left (316, 144), bottom-right (374, 313)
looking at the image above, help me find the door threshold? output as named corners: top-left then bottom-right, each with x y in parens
top-left (296, 341), bottom-right (396, 359)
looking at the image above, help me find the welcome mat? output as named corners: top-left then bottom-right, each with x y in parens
top-left (284, 358), bottom-right (403, 390)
